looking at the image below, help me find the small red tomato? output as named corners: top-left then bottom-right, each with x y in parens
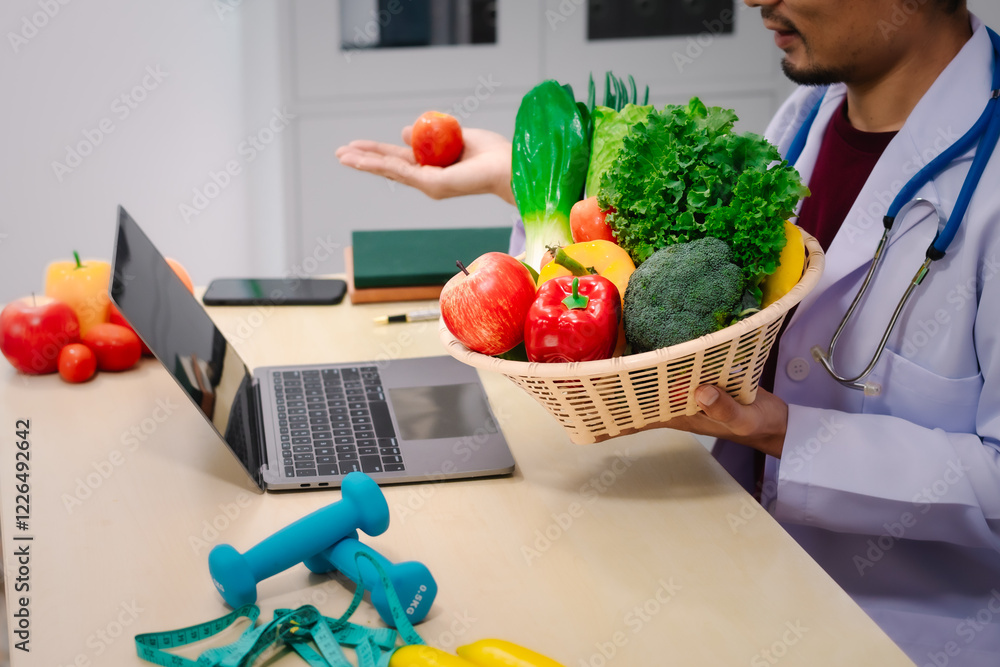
top-left (570, 196), bottom-right (616, 243)
top-left (411, 111), bottom-right (464, 167)
top-left (58, 343), bottom-right (97, 383)
top-left (82, 323), bottom-right (142, 372)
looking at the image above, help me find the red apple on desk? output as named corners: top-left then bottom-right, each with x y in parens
top-left (0, 295), bottom-right (81, 374)
top-left (440, 252), bottom-right (537, 355)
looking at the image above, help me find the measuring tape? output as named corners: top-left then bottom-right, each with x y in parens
top-left (135, 552), bottom-right (426, 667)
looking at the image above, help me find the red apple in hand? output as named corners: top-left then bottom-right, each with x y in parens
top-left (411, 111), bottom-right (464, 167)
top-left (0, 296), bottom-right (81, 374)
top-left (570, 196), bottom-right (616, 243)
top-left (440, 252), bottom-right (537, 355)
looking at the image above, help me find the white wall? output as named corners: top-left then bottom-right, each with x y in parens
top-left (0, 0), bottom-right (286, 305)
top-left (2, 1), bottom-right (998, 305)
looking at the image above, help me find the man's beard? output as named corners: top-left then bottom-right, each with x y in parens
top-left (780, 57), bottom-right (854, 86)
top-left (761, 7), bottom-right (854, 86)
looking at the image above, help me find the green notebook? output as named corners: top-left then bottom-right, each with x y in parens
top-left (351, 227), bottom-right (512, 289)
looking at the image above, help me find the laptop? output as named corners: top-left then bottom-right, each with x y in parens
top-left (110, 206), bottom-right (515, 492)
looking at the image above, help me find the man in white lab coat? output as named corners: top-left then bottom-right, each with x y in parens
top-left (683, 2), bottom-right (1000, 666)
top-left (337, 2), bottom-right (1000, 664)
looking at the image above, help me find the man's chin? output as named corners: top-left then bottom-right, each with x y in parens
top-left (781, 58), bottom-right (848, 86)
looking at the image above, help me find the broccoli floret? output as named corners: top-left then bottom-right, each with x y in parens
top-left (623, 237), bottom-right (745, 353)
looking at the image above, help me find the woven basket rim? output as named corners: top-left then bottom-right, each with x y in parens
top-left (439, 230), bottom-right (826, 379)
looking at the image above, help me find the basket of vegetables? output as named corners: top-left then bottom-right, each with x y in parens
top-left (438, 77), bottom-right (825, 445)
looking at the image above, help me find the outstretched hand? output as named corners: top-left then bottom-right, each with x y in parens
top-left (667, 386), bottom-right (789, 458)
top-left (336, 126), bottom-right (516, 205)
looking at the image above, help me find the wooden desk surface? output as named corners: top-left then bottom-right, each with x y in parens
top-left (0, 294), bottom-right (914, 666)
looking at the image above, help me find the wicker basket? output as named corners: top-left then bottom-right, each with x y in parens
top-left (439, 231), bottom-right (825, 444)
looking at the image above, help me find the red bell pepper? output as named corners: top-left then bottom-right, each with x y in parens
top-left (524, 275), bottom-right (621, 363)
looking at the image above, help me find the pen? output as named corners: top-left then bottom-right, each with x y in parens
top-left (373, 308), bottom-right (441, 325)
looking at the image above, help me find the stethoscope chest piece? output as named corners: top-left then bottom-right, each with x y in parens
top-left (802, 28), bottom-right (1000, 393)
top-left (810, 198), bottom-right (946, 396)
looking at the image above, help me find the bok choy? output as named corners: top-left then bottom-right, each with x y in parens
top-left (510, 80), bottom-right (590, 270)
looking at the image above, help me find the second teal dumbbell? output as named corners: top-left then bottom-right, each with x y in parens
top-left (304, 532), bottom-right (437, 626)
top-left (208, 472), bottom-right (389, 608)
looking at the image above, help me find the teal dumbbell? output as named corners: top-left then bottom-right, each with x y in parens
top-left (208, 472), bottom-right (389, 608)
top-left (303, 531), bottom-right (437, 626)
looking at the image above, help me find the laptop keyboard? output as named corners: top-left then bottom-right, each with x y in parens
top-left (273, 367), bottom-right (405, 478)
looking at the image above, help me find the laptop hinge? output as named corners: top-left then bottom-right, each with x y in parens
top-left (249, 378), bottom-right (269, 486)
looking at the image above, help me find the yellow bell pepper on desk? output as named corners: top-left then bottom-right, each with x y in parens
top-left (44, 251), bottom-right (111, 336)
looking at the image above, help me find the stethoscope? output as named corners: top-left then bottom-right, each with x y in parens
top-left (787, 27), bottom-right (1000, 396)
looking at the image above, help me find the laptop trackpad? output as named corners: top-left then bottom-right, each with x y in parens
top-left (388, 384), bottom-right (498, 441)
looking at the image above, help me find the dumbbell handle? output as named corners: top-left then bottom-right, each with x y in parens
top-left (245, 506), bottom-right (344, 581)
top-left (303, 532), bottom-right (437, 626)
top-left (248, 476), bottom-right (388, 581)
top-left (209, 472), bottom-right (389, 608)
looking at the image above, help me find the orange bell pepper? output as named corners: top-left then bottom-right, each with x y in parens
top-left (536, 240), bottom-right (634, 305)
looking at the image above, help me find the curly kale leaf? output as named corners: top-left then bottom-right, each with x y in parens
top-left (598, 97), bottom-right (809, 285)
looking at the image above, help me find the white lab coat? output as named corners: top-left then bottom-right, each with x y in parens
top-left (758, 16), bottom-right (1000, 666)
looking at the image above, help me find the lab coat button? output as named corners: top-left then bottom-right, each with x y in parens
top-left (786, 357), bottom-right (810, 381)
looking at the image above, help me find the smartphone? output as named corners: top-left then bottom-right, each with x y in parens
top-left (202, 277), bottom-right (347, 306)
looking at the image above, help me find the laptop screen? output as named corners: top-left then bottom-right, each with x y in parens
top-left (110, 206), bottom-right (264, 490)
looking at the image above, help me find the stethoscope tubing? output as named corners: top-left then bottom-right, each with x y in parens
top-left (792, 27), bottom-right (1000, 394)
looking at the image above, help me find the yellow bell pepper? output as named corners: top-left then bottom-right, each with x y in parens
top-left (760, 221), bottom-right (806, 308)
top-left (536, 240), bottom-right (634, 305)
top-left (44, 252), bottom-right (111, 336)
top-left (45, 252), bottom-right (111, 337)
top-left (389, 645), bottom-right (479, 667)
top-left (456, 639), bottom-right (566, 667)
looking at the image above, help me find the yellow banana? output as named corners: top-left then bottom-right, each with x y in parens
top-left (456, 639), bottom-right (566, 667)
top-left (389, 645), bottom-right (479, 667)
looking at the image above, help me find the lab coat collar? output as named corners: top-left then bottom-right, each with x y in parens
top-left (786, 15), bottom-right (994, 329)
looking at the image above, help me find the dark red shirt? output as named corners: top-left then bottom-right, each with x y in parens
top-left (795, 99), bottom-right (898, 251)
top-left (759, 100), bottom-right (897, 393)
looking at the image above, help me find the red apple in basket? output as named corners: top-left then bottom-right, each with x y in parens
top-left (440, 252), bottom-right (537, 356)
